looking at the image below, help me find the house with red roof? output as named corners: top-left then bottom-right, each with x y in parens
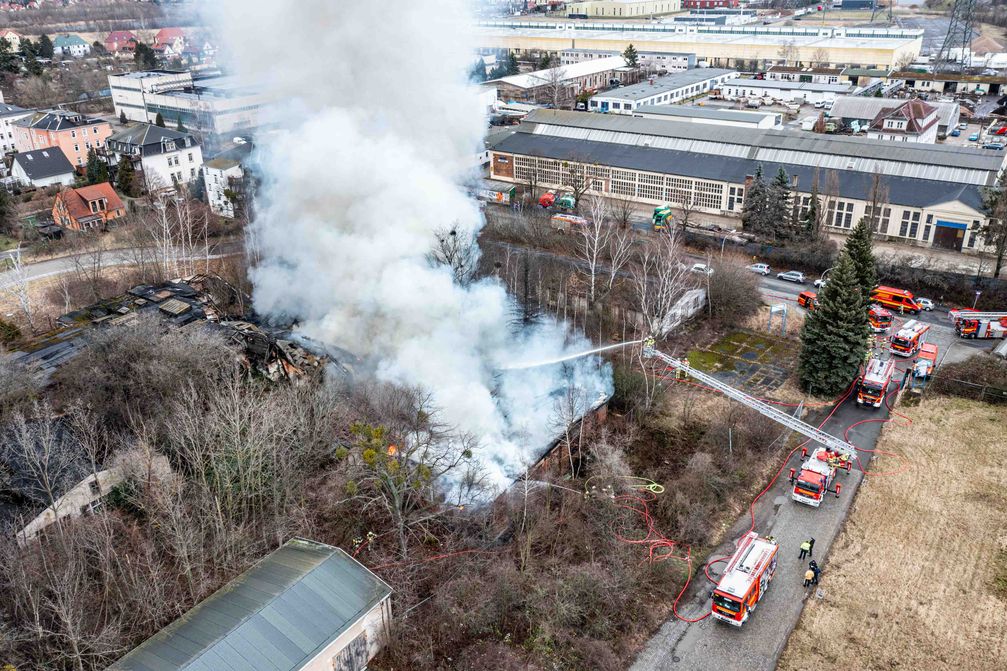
top-left (154, 27), bottom-right (186, 50)
top-left (866, 99), bottom-right (940, 144)
top-left (105, 30), bottom-right (138, 54)
top-left (52, 183), bottom-right (126, 231)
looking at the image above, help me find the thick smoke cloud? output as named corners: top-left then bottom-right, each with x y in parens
top-left (210, 0), bottom-right (612, 491)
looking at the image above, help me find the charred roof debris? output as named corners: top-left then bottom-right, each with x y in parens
top-left (5, 275), bottom-right (345, 385)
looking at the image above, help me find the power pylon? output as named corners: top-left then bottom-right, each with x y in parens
top-left (935, 0), bottom-right (978, 73)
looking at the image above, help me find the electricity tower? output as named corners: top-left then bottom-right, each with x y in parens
top-left (934, 0), bottom-right (978, 73)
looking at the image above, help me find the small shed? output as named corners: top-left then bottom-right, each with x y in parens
top-left (108, 538), bottom-right (393, 671)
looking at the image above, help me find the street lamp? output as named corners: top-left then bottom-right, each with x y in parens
top-left (973, 290), bottom-right (982, 309)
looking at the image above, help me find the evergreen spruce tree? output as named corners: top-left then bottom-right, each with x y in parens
top-left (740, 165), bottom-right (768, 237)
top-left (155, 112), bottom-right (165, 127)
top-left (802, 181), bottom-right (820, 240)
top-left (120, 110), bottom-right (127, 124)
top-left (622, 43), bottom-right (640, 68)
top-left (176, 116), bottom-right (185, 132)
top-left (798, 251), bottom-right (871, 396)
top-left (765, 167), bottom-right (793, 242)
top-left (507, 53), bottom-right (520, 75)
top-left (37, 34), bottom-right (53, 59)
top-left (85, 148), bottom-right (108, 185)
top-left (845, 217), bottom-right (878, 305)
top-left (116, 156), bottom-right (136, 197)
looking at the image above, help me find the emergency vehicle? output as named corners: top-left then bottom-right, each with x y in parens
top-left (549, 213), bottom-right (588, 232)
top-left (711, 531), bottom-right (779, 626)
top-left (870, 286), bottom-right (922, 315)
top-left (868, 305), bottom-right (893, 333)
top-left (889, 319), bottom-right (929, 356)
top-left (789, 446), bottom-right (851, 506)
top-left (538, 191), bottom-right (576, 210)
top-left (652, 205), bottom-right (673, 231)
top-left (914, 343), bottom-right (938, 379)
top-left (949, 309), bottom-right (1007, 339)
top-left (857, 356), bottom-right (895, 407)
top-left (797, 290), bottom-right (817, 311)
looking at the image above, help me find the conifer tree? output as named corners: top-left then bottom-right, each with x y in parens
top-left (802, 181), bottom-right (820, 240)
top-left (155, 112), bottom-right (165, 127)
top-left (622, 43), bottom-right (640, 68)
top-left (116, 156), bottom-right (136, 196)
top-left (765, 167), bottom-right (793, 242)
top-left (741, 165), bottom-right (768, 237)
top-left (85, 148), bottom-right (108, 185)
top-left (798, 251), bottom-right (871, 396)
top-left (844, 217), bottom-right (877, 305)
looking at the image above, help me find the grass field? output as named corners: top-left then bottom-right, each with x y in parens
top-left (778, 397), bottom-right (1007, 670)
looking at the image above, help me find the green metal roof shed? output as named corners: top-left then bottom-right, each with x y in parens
top-left (108, 538), bottom-right (392, 671)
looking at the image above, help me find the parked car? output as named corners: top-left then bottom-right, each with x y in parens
top-left (813, 277), bottom-right (828, 288)
top-left (813, 100), bottom-right (826, 109)
top-left (747, 263), bottom-right (771, 275)
top-left (959, 122), bottom-right (968, 130)
top-left (950, 128), bottom-right (961, 137)
top-left (777, 270), bottom-right (806, 283)
top-left (690, 263), bottom-right (714, 276)
top-left (969, 132), bottom-right (980, 142)
top-left (983, 142), bottom-right (1005, 150)
top-left (916, 297), bottom-right (935, 311)
top-left (797, 290), bottom-right (818, 310)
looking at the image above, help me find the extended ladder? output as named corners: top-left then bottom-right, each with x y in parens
top-left (948, 310), bottom-right (1007, 321)
top-left (643, 345), bottom-right (856, 460)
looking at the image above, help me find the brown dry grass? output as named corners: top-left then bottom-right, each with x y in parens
top-left (742, 303), bottom-right (806, 340)
top-left (779, 397), bottom-right (1007, 671)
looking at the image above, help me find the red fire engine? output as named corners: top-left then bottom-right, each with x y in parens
top-left (857, 356), bottom-right (895, 407)
top-left (949, 309), bottom-right (1007, 339)
top-left (868, 305), bottom-right (893, 333)
top-left (889, 319), bottom-right (929, 356)
top-left (711, 531), bottom-right (779, 626)
top-left (789, 446), bottom-right (851, 507)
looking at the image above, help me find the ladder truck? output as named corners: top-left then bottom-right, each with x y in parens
top-left (889, 319), bottom-right (929, 357)
top-left (948, 309), bottom-right (1007, 339)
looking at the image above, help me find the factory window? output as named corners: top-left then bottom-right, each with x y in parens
top-left (728, 185), bottom-right (744, 211)
top-left (830, 200), bottom-right (854, 229)
top-left (864, 205), bottom-right (890, 234)
top-left (909, 212), bottom-right (920, 238)
top-left (898, 210), bottom-right (920, 238)
top-left (694, 180), bottom-right (724, 210)
top-left (666, 176), bottom-right (692, 205)
top-left (967, 231), bottom-right (977, 248)
top-left (586, 165), bottom-right (610, 180)
top-left (611, 177), bottom-right (636, 197)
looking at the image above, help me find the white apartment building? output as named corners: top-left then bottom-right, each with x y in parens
top-left (106, 123), bottom-right (204, 192)
top-left (0, 102), bottom-right (32, 155)
top-left (203, 142), bottom-right (252, 217)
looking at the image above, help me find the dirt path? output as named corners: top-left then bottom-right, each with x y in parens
top-left (778, 397), bottom-right (1007, 670)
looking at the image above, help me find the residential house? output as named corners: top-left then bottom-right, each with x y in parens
top-left (104, 30), bottom-right (137, 54)
top-left (106, 123), bottom-right (203, 192)
top-left (154, 27), bottom-right (187, 49)
top-left (0, 29), bottom-right (21, 51)
top-left (11, 147), bottom-right (76, 187)
top-left (53, 34), bottom-right (91, 58)
top-left (203, 141), bottom-right (252, 217)
top-left (15, 109), bottom-right (113, 168)
top-left (0, 101), bottom-right (32, 154)
top-left (53, 182), bottom-right (126, 231)
top-left (866, 99), bottom-right (940, 144)
top-left (109, 538), bottom-right (393, 671)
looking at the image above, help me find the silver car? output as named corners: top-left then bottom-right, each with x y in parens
top-left (747, 263), bottom-right (771, 275)
top-left (776, 270), bottom-right (806, 284)
top-left (916, 297), bottom-right (934, 311)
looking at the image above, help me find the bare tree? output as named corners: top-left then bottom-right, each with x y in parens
top-left (605, 223), bottom-right (634, 297)
top-left (632, 229), bottom-right (691, 338)
top-left (71, 241), bottom-right (107, 304)
top-left (535, 64), bottom-right (570, 109)
top-left (864, 172), bottom-right (890, 234)
top-left (578, 196), bottom-right (613, 305)
top-left (810, 47), bottom-right (830, 68)
top-left (610, 195), bottom-right (635, 230)
top-left (777, 40), bottom-right (798, 66)
top-left (677, 194), bottom-right (698, 234)
top-left (428, 225), bottom-right (478, 286)
top-left (0, 247), bottom-right (37, 333)
top-left (561, 161), bottom-right (591, 213)
top-left (894, 52), bottom-right (916, 71)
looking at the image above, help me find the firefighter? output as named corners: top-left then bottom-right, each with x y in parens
top-left (809, 560), bottom-right (821, 585)
top-left (803, 568), bottom-right (815, 588)
top-left (799, 539), bottom-right (811, 560)
top-left (808, 537), bottom-right (815, 556)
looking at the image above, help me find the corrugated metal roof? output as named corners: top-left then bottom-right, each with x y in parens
top-left (520, 110), bottom-right (1003, 183)
top-left (485, 56), bottom-right (628, 90)
top-left (721, 78), bottom-right (854, 93)
top-left (592, 68), bottom-right (736, 101)
top-left (491, 132), bottom-right (986, 212)
top-left (108, 539), bottom-right (392, 671)
top-left (634, 104), bottom-right (777, 124)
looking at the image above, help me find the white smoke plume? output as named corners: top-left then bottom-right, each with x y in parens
top-left (210, 0), bottom-right (613, 491)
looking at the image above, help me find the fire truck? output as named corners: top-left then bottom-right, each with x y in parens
top-left (711, 531), bottom-right (779, 626)
top-left (789, 446), bottom-right (852, 506)
top-left (868, 305), bottom-right (893, 333)
top-left (889, 319), bottom-right (929, 356)
top-left (948, 309), bottom-right (1007, 339)
top-left (856, 356), bottom-right (895, 407)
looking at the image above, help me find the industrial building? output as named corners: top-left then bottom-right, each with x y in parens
top-left (634, 104), bottom-right (781, 128)
top-left (109, 538), bottom-right (393, 671)
top-left (560, 48), bottom-right (695, 72)
top-left (109, 70), bottom-right (271, 147)
top-left (720, 77), bottom-right (854, 103)
top-left (484, 56), bottom-right (638, 104)
top-left (766, 65), bottom-right (847, 84)
top-left (589, 68), bottom-right (736, 113)
top-left (475, 21), bottom-right (923, 70)
top-left (828, 95), bottom-right (960, 138)
top-left (566, 0), bottom-right (682, 17)
top-left (487, 109), bottom-right (1003, 254)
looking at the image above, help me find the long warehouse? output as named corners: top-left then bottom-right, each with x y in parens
top-left (488, 109), bottom-right (1004, 254)
top-left (476, 21), bottom-right (923, 70)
